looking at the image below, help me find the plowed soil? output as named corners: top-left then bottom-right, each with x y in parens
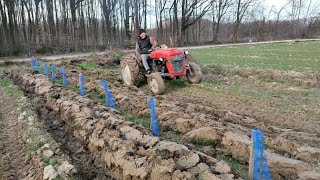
top-left (0, 86), bottom-right (42, 180)
top-left (2, 47), bottom-right (320, 179)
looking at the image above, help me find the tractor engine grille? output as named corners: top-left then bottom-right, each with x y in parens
top-left (171, 55), bottom-right (184, 73)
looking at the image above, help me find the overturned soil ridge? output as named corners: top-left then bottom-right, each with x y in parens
top-left (52, 70), bottom-right (320, 179)
top-left (12, 72), bottom-right (235, 180)
top-left (34, 97), bottom-right (114, 180)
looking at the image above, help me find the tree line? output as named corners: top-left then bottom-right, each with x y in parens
top-left (0, 0), bottom-right (319, 56)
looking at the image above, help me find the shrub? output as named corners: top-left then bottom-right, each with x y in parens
top-left (113, 53), bottom-right (123, 61)
top-left (35, 46), bottom-right (53, 54)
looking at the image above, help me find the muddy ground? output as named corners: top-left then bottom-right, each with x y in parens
top-left (53, 52), bottom-right (320, 145)
top-left (0, 86), bottom-right (42, 179)
top-left (0, 68), bottom-right (114, 179)
top-left (1, 50), bottom-right (320, 179)
top-left (53, 52), bottom-right (320, 177)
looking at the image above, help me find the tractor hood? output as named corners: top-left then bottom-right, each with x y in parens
top-left (150, 48), bottom-right (185, 60)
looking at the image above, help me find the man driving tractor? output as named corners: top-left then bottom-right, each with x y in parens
top-left (120, 28), bottom-right (201, 95)
top-left (136, 29), bottom-right (157, 74)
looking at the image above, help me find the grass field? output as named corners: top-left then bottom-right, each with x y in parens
top-left (191, 40), bottom-right (320, 72)
top-left (180, 40), bottom-right (320, 134)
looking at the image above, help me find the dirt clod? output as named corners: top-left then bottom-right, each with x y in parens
top-left (213, 161), bottom-right (231, 174)
top-left (181, 127), bottom-right (223, 143)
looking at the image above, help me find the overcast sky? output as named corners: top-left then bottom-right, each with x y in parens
top-left (147, 0), bottom-right (291, 27)
top-left (265, 0), bottom-right (288, 8)
top-left (146, 0), bottom-right (319, 29)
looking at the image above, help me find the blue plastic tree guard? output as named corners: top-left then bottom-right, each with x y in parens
top-left (79, 73), bottom-right (86, 96)
top-left (44, 64), bottom-right (49, 76)
top-left (60, 67), bottom-right (68, 87)
top-left (252, 129), bottom-right (272, 180)
top-left (149, 97), bottom-right (160, 137)
top-left (35, 60), bottom-right (40, 73)
top-left (31, 57), bottom-right (36, 71)
top-left (51, 64), bottom-right (56, 81)
top-left (100, 80), bottom-right (117, 109)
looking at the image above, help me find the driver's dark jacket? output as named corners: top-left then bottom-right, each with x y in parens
top-left (137, 36), bottom-right (152, 54)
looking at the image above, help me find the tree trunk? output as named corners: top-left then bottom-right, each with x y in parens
top-left (46, 0), bottom-right (55, 45)
top-left (13, 2), bottom-right (20, 46)
top-left (5, 0), bottom-right (16, 48)
top-left (54, 0), bottom-right (59, 46)
top-left (0, 0), bottom-right (9, 48)
top-left (34, 0), bottom-right (42, 46)
top-left (102, 0), bottom-right (112, 46)
top-left (124, 0), bottom-right (131, 40)
top-left (144, 0), bottom-right (147, 29)
top-left (70, 0), bottom-right (80, 51)
top-left (173, 0), bottom-right (178, 45)
top-left (134, 0), bottom-right (140, 32)
top-left (62, 0), bottom-right (68, 35)
top-left (80, 1), bottom-right (86, 47)
top-left (21, 1), bottom-right (28, 44)
top-left (25, 1), bottom-right (33, 44)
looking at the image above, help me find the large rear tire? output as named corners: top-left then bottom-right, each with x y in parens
top-left (148, 72), bottom-right (166, 95)
top-left (120, 53), bottom-right (146, 86)
top-left (187, 63), bottom-right (202, 84)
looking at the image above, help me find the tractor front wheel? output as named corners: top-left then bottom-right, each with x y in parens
top-left (148, 72), bottom-right (166, 95)
top-left (187, 63), bottom-right (202, 84)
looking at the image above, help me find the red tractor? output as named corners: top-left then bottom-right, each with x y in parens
top-left (120, 47), bottom-right (202, 95)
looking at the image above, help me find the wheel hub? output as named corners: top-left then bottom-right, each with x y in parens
top-left (122, 65), bottom-right (132, 85)
top-left (149, 79), bottom-right (159, 93)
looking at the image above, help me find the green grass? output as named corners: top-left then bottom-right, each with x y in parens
top-left (43, 157), bottom-right (58, 166)
top-left (105, 66), bottom-right (121, 71)
top-left (78, 62), bottom-right (119, 71)
top-left (0, 77), bottom-right (11, 86)
top-left (191, 41), bottom-right (320, 72)
top-left (55, 78), bottom-right (78, 92)
top-left (27, 139), bottom-right (48, 152)
top-left (216, 152), bottom-right (248, 179)
top-left (88, 91), bottom-right (105, 104)
top-left (0, 61), bottom-right (16, 66)
top-left (40, 65), bottom-right (52, 74)
top-left (190, 139), bottom-right (217, 147)
top-left (55, 78), bottom-right (64, 86)
top-left (113, 53), bottom-right (123, 61)
top-left (125, 115), bottom-right (150, 128)
top-left (78, 62), bottom-right (97, 70)
top-left (0, 77), bottom-right (24, 98)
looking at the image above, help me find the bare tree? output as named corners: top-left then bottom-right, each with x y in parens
top-left (0, 0), bottom-right (319, 56)
top-left (212, 0), bottom-right (233, 43)
top-left (180, 0), bottom-right (212, 45)
top-left (124, 0), bottom-right (131, 40)
top-left (70, 0), bottom-right (84, 51)
top-left (155, 0), bottom-right (168, 43)
top-left (0, 0), bottom-right (9, 48)
top-left (46, 0), bottom-right (55, 45)
top-left (233, 0), bottom-right (256, 42)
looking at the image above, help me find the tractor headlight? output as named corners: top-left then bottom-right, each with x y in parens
top-left (184, 50), bottom-right (189, 55)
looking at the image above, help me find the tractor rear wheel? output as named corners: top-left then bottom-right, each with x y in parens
top-left (148, 72), bottom-right (166, 95)
top-left (120, 53), bottom-right (146, 87)
top-left (187, 63), bottom-right (202, 84)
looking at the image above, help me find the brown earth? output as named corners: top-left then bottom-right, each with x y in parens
top-left (3, 51), bottom-right (320, 179)
top-left (56, 53), bottom-right (320, 148)
top-left (0, 86), bottom-right (42, 180)
top-left (44, 53), bottom-right (320, 178)
top-left (12, 72), bottom-right (237, 180)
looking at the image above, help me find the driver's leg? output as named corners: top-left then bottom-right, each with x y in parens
top-left (140, 54), bottom-right (150, 73)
